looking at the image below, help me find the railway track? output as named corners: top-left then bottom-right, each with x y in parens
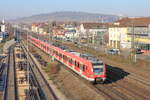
top-left (51, 39), bottom-right (150, 100)
top-left (21, 42), bottom-right (58, 100)
top-left (3, 46), bottom-right (17, 100)
top-left (58, 61), bottom-right (133, 100)
top-left (25, 37), bottom-right (150, 100)
top-left (25, 39), bottom-right (133, 100)
top-left (0, 59), bottom-right (5, 76)
top-left (36, 50), bottom-right (130, 100)
top-left (0, 59), bottom-right (7, 99)
top-left (107, 65), bottom-right (150, 85)
top-left (54, 56), bottom-right (150, 100)
top-left (106, 67), bottom-right (150, 100)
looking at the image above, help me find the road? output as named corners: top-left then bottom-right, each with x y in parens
top-left (82, 43), bottom-right (150, 61)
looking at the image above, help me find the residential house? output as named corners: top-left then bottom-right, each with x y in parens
top-left (52, 26), bottom-right (65, 39)
top-left (64, 24), bottom-right (77, 40)
top-left (31, 23), bottom-right (39, 33)
top-left (31, 23), bottom-right (49, 35)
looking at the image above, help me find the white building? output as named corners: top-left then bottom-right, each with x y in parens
top-left (109, 26), bottom-right (130, 48)
top-left (65, 30), bottom-right (76, 39)
top-left (31, 24), bottom-right (39, 33)
top-left (63, 24), bottom-right (77, 40)
top-left (109, 17), bottom-right (150, 49)
top-left (0, 19), bottom-right (6, 32)
top-left (78, 23), bottom-right (109, 44)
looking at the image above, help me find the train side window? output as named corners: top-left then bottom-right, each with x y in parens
top-left (72, 60), bottom-right (75, 66)
top-left (69, 59), bottom-right (72, 64)
top-left (66, 56), bottom-right (68, 61)
top-left (55, 51), bottom-right (57, 56)
top-left (64, 55), bottom-right (66, 60)
top-left (50, 49), bottom-right (52, 53)
top-left (63, 55), bottom-right (65, 59)
top-left (56, 52), bottom-right (58, 56)
top-left (59, 53), bottom-right (60, 57)
top-left (77, 62), bottom-right (79, 68)
top-left (73, 60), bottom-right (77, 66)
top-left (63, 55), bottom-right (66, 60)
top-left (79, 63), bottom-right (83, 70)
top-left (83, 65), bottom-right (85, 71)
top-left (83, 65), bottom-right (87, 71)
top-left (86, 66), bottom-right (88, 70)
top-left (55, 51), bottom-right (57, 55)
top-left (49, 47), bottom-right (51, 52)
top-left (74, 61), bottom-right (76, 66)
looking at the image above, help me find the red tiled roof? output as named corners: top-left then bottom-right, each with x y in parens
top-left (113, 17), bottom-right (150, 27)
top-left (82, 22), bottom-right (111, 29)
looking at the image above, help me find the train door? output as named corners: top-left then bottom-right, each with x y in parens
top-left (52, 50), bottom-right (54, 56)
top-left (68, 58), bottom-right (73, 67)
top-left (82, 65), bottom-right (86, 74)
top-left (48, 46), bottom-right (51, 54)
top-left (59, 53), bottom-right (62, 61)
top-left (63, 55), bottom-right (67, 64)
top-left (55, 51), bottom-right (58, 59)
top-left (74, 61), bottom-right (80, 72)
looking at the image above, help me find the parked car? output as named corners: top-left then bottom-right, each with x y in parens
top-left (135, 48), bottom-right (143, 54)
top-left (107, 49), bottom-right (120, 55)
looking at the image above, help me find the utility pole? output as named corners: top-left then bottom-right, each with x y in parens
top-left (131, 20), bottom-right (136, 62)
top-left (27, 30), bottom-right (30, 89)
top-left (48, 21), bottom-right (51, 57)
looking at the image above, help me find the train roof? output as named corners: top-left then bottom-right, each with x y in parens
top-left (63, 48), bottom-right (103, 64)
top-left (81, 54), bottom-right (103, 64)
top-left (29, 36), bottom-right (103, 66)
top-left (54, 44), bottom-right (103, 65)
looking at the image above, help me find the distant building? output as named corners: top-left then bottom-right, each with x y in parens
top-left (0, 19), bottom-right (8, 42)
top-left (52, 26), bottom-right (65, 38)
top-left (64, 24), bottom-right (77, 40)
top-left (0, 19), bottom-right (6, 32)
top-left (109, 17), bottom-right (150, 52)
top-left (31, 23), bottom-right (49, 35)
top-left (78, 23), bottom-right (110, 44)
top-left (65, 29), bottom-right (76, 39)
top-left (31, 23), bottom-right (39, 33)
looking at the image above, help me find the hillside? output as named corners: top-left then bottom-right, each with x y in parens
top-left (12, 11), bottom-right (120, 23)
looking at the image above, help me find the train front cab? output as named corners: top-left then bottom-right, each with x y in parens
top-left (92, 63), bottom-right (106, 84)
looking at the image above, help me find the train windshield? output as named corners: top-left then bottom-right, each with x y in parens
top-left (93, 63), bottom-right (104, 75)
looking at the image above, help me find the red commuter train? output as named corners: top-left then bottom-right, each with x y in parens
top-left (28, 36), bottom-right (106, 83)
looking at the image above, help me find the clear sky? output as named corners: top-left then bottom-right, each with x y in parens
top-left (0, 0), bottom-right (150, 20)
